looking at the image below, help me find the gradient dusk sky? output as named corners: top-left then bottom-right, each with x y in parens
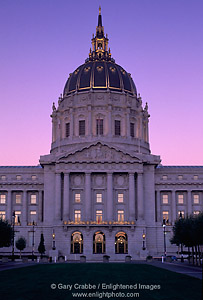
top-left (0, 0), bottom-right (203, 166)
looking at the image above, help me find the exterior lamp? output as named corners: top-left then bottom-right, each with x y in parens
top-left (32, 220), bottom-right (35, 261)
top-left (52, 229), bottom-right (56, 250)
top-left (12, 211), bottom-right (15, 261)
top-left (162, 219), bottom-right (166, 259)
top-left (142, 231), bottom-right (146, 250)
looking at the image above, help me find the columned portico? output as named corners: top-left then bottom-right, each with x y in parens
top-left (137, 172), bottom-right (144, 221)
top-left (63, 173), bottom-right (70, 221)
top-left (129, 173), bottom-right (135, 221)
top-left (55, 173), bottom-right (61, 221)
top-left (85, 173), bottom-right (91, 221)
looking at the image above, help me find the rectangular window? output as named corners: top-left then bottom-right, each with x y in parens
top-left (118, 193), bottom-right (124, 203)
top-left (66, 123), bottom-right (70, 137)
top-left (16, 175), bottom-right (21, 180)
top-left (178, 194), bottom-right (184, 204)
top-left (96, 119), bottom-right (103, 135)
top-left (30, 211), bottom-right (37, 223)
top-left (31, 175), bottom-right (36, 181)
top-left (74, 210), bottom-right (81, 223)
top-left (96, 193), bottom-right (102, 203)
top-left (0, 194), bottom-right (6, 204)
top-left (16, 194), bottom-right (22, 204)
top-left (178, 175), bottom-right (183, 180)
top-left (162, 175), bottom-right (168, 180)
top-left (193, 175), bottom-right (198, 180)
top-left (193, 194), bottom-right (199, 204)
top-left (30, 194), bottom-right (37, 204)
top-left (178, 211), bottom-right (185, 218)
top-left (162, 194), bottom-right (168, 204)
top-left (162, 211), bottom-right (169, 223)
top-left (1, 175), bottom-right (6, 180)
top-left (15, 211), bottom-right (21, 224)
top-left (96, 210), bottom-right (103, 223)
top-left (79, 120), bottom-right (85, 136)
top-left (193, 211), bottom-right (200, 216)
top-left (118, 210), bottom-right (124, 222)
top-left (115, 120), bottom-right (121, 136)
top-left (75, 193), bottom-right (81, 203)
top-left (130, 123), bottom-right (135, 137)
top-left (0, 211), bottom-right (6, 220)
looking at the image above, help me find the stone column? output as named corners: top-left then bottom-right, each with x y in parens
top-left (108, 104), bottom-right (112, 136)
top-left (85, 173), bottom-right (91, 221)
top-left (156, 190), bottom-right (161, 222)
top-left (63, 173), bottom-right (70, 221)
top-left (137, 173), bottom-right (144, 221)
top-left (126, 109), bottom-right (130, 137)
top-left (107, 172), bottom-right (113, 221)
top-left (38, 190), bottom-right (43, 223)
top-left (171, 190), bottom-right (176, 224)
top-left (129, 173), bottom-right (135, 221)
top-left (70, 108), bottom-right (74, 137)
top-left (55, 173), bottom-right (61, 221)
top-left (187, 190), bottom-right (192, 216)
top-left (88, 105), bottom-right (92, 136)
top-left (6, 190), bottom-right (12, 222)
top-left (22, 191), bottom-right (27, 225)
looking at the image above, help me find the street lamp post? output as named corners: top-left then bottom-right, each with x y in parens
top-left (179, 212), bottom-right (184, 262)
top-left (12, 211), bottom-right (15, 261)
top-left (52, 229), bottom-right (56, 250)
top-left (162, 219), bottom-right (167, 259)
top-left (142, 231), bottom-right (146, 250)
top-left (32, 220), bottom-right (35, 261)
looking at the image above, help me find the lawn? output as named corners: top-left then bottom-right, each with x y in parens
top-left (0, 263), bottom-right (202, 300)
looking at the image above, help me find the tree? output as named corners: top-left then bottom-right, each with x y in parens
top-left (0, 219), bottom-right (13, 248)
top-left (16, 237), bottom-right (26, 259)
top-left (38, 233), bottom-right (46, 258)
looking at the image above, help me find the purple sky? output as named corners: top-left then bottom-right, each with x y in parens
top-left (0, 0), bottom-right (203, 166)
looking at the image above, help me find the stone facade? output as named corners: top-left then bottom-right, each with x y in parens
top-left (0, 10), bottom-right (202, 261)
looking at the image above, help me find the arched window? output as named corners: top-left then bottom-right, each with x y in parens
top-left (71, 232), bottom-right (83, 254)
top-left (93, 231), bottom-right (105, 254)
top-left (115, 232), bottom-right (128, 254)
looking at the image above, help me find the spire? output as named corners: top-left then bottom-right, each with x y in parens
top-left (87, 7), bottom-right (114, 62)
top-left (98, 6), bottom-right (102, 27)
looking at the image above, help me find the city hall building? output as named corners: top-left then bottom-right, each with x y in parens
top-left (0, 9), bottom-right (203, 261)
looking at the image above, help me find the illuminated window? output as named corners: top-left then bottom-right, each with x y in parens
top-left (178, 211), bottom-right (185, 219)
top-left (31, 175), bottom-right (37, 181)
top-left (0, 211), bottom-right (6, 220)
top-left (178, 194), bottom-right (184, 204)
top-left (75, 193), bottom-right (81, 203)
top-left (115, 120), bottom-right (121, 136)
top-left (16, 194), bottom-right (22, 204)
top-left (71, 232), bottom-right (83, 254)
top-left (16, 175), bottom-right (21, 180)
top-left (74, 210), bottom-right (81, 223)
top-left (96, 210), bottom-right (103, 223)
top-left (130, 123), bottom-right (135, 137)
top-left (30, 194), bottom-right (37, 204)
top-left (66, 123), bottom-right (70, 137)
top-left (14, 211), bottom-right (21, 224)
top-left (162, 194), bottom-right (168, 204)
top-left (1, 175), bottom-right (6, 180)
top-left (96, 119), bottom-right (103, 135)
top-left (115, 232), bottom-right (128, 254)
top-left (162, 175), bottom-right (168, 180)
top-left (193, 175), bottom-right (198, 180)
top-left (96, 193), bottom-right (102, 203)
top-left (0, 194), bottom-right (6, 204)
top-left (30, 211), bottom-right (37, 223)
top-left (193, 194), bottom-right (199, 204)
top-left (162, 211), bottom-right (169, 223)
top-left (118, 210), bottom-right (124, 222)
top-left (178, 175), bottom-right (183, 180)
top-left (93, 231), bottom-right (105, 254)
top-left (193, 211), bottom-right (200, 216)
top-left (79, 120), bottom-right (85, 136)
top-left (118, 193), bottom-right (124, 203)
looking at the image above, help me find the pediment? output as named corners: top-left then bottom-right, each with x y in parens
top-left (57, 143), bottom-right (141, 163)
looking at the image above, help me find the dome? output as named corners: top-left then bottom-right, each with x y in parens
top-left (63, 61), bottom-right (137, 96)
top-left (63, 7), bottom-right (137, 97)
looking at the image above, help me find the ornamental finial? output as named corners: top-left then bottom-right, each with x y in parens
top-left (99, 6), bottom-right (101, 15)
